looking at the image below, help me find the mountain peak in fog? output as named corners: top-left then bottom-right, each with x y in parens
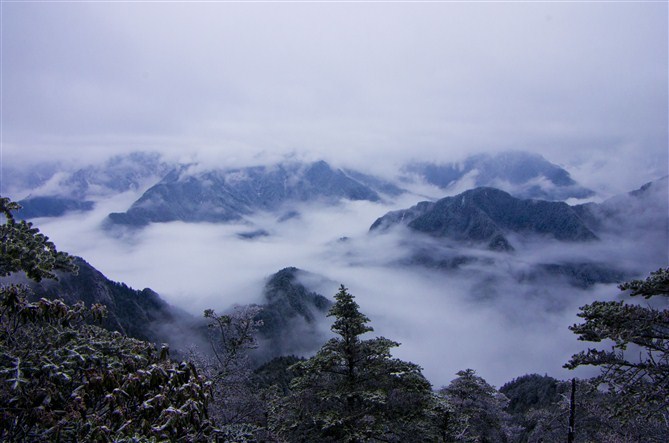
top-left (254, 266), bottom-right (332, 361)
top-left (371, 187), bottom-right (598, 251)
top-left (107, 160), bottom-right (401, 227)
top-left (404, 151), bottom-right (594, 201)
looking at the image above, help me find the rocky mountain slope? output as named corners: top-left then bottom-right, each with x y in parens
top-left (367, 178), bottom-right (667, 287)
top-left (4, 257), bottom-right (333, 362)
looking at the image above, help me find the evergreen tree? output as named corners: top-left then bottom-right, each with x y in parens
top-left (0, 197), bottom-right (76, 281)
top-left (271, 285), bottom-right (442, 442)
top-left (438, 369), bottom-right (513, 442)
top-left (565, 267), bottom-right (669, 437)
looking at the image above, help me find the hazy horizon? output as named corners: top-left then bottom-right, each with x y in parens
top-left (3, 2), bottom-right (667, 191)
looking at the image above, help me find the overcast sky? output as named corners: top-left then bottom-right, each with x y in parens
top-left (2, 1), bottom-right (667, 189)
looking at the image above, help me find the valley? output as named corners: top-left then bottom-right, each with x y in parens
top-left (5, 150), bottom-right (667, 388)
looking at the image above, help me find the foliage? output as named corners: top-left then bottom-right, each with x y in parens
top-left (565, 267), bottom-right (669, 427)
top-left (0, 197), bottom-right (76, 281)
top-left (253, 355), bottom-right (305, 395)
top-left (438, 368), bottom-right (514, 442)
top-left (271, 285), bottom-right (443, 442)
top-left (0, 285), bottom-right (212, 442)
top-left (504, 378), bottom-right (667, 443)
top-left (619, 267), bottom-right (669, 298)
top-left (203, 305), bottom-right (262, 380)
top-left (0, 196), bottom-right (212, 441)
top-left (500, 373), bottom-right (563, 415)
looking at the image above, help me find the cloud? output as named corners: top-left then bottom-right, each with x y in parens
top-left (3, 2), bottom-right (667, 184)
top-left (25, 174), bottom-right (668, 388)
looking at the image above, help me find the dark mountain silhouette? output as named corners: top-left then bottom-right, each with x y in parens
top-left (254, 267), bottom-right (332, 361)
top-left (7, 257), bottom-right (201, 348)
top-left (16, 196), bottom-right (94, 219)
top-left (371, 187), bottom-right (597, 251)
top-left (4, 258), bottom-right (335, 363)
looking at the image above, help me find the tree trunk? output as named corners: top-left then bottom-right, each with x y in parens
top-left (567, 378), bottom-right (576, 443)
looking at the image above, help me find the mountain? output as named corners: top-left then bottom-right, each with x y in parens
top-left (254, 267), bottom-right (332, 361)
top-left (404, 151), bottom-right (594, 201)
top-left (367, 187), bottom-right (631, 288)
top-left (108, 160), bottom-right (402, 226)
top-left (16, 196), bottom-right (95, 219)
top-left (3, 161), bottom-right (61, 197)
top-left (5, 257), bottom-right (202, 349)
top-left (574, 175), bottom-right (669, 235)
top-left (13, 259), bottom-right (334, 361)
top-left (61, 151), bottom-right (171, 199)
top-left (341, 168), bottom-right (405, 197)
top-left (9, 152), bottom-right (170, 219)
top-left (3, 258), bottom-right (334, 363)
top-left (370, 187), bottom-right (597, 252)
top-left (368, 178), bottom-right (668, 287)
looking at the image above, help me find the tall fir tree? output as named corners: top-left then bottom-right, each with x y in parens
top-left (271, 285), bottom-right (443, 442)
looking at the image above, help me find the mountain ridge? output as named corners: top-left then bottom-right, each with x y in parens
top-left (107, 160), bottom-right (402, 226)
top-left (403, 151), bottom-right (594, 201)
top-left (370, 187), bottom-right (597, 251)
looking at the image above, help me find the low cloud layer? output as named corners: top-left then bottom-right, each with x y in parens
top-left (27, 178), bottom-right (667, 388)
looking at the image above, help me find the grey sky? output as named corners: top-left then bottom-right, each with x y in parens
top-left (2, 1), bottom-right (667, 189)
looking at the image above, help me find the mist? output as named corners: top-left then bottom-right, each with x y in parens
top-left (3, 1), bottom-right (667, 388)
top-left (22, 171), bottom-right (665, 389)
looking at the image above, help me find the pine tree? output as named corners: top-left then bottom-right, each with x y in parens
top-left (271, 285), bottom-right (442, 442)
top-left (0, 197), bottom-right (76, 281)
top-left (565, 267), bottom-right (669, 438)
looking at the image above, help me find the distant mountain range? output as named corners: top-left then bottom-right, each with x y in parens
top-left (6, 150), bottom-right (665, 293)
top-left (107, 160), bottom-right (402, 226)
top-left (62, 152), bottom-right (172, 199)
top-left (574, 175), bottom-right (669, 235)
top-left (14, 152), bottom-right (171, 219)
top-left (9, 150), bottom-right (600, 223)
top-left (404, 151), bottom-right (594, 201)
